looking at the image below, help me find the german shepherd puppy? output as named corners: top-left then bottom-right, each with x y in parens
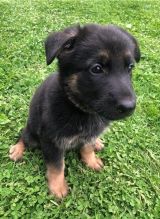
top-left (9, 24), bottom-right (140, 198)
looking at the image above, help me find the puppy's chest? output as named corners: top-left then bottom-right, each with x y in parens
top-left (56, 115), bottom-right (109, 150)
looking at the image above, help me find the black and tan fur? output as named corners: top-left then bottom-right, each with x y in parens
top-left (9, 24), bottom-right (140, 198)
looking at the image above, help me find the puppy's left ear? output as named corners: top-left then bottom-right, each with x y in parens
top-left (116, 26), bottom-right (141, 63)
top-left (124, 32), bottom-right (141, 63)
top-left (45, 25), bottom-right (80, 65)
top-left (130, 36), bottom-right (141, 63)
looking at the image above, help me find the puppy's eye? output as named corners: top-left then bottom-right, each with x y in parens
top-left (90, 64), bottom-right (104, 74)
top-left (128, 63), bottom-right (135, 71)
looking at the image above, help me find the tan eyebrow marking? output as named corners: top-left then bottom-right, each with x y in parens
top-left (98, 50), bottom-right (110, 64)
top-left (124, 50), bottom-right (134, 64)
top-left (124, 50), bottom-right (132, 58)
top-left (99, 50), bottom-right (109, 59)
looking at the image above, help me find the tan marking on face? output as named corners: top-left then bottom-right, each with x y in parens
top-left (125, 50), bottom-right (132, 56)
top-left (46, 160), bottom-right (68, 199)
top-left (124, 50), bottom-right (132, 60)
top-left (9, 139), bottom-right (25, 161)
top-left (80, 143), bottom-right (104, 171)
top-left (99, 50), bottom-right (109, 59)
top-left (67, 74), bottom-right (79, 94)
top-left (99, 50), bottom-right (109, 63)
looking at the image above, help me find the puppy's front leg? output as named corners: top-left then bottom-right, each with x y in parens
top-left (41, 141), bottom-right (68, 198)
top-left (80, 143), bottom-right (104, 171)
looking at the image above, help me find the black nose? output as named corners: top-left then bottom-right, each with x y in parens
top-left (117, 99), bottom-right (136, 114)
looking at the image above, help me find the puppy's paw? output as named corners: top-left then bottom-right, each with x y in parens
top-left (49, 179), bottom-right (69, 199)
top-left (9, 141), bottom-right (25, 161)
top-left (82, 155), bottom-right (104, 171)
top-left (94, 138), bottom-right (104, 151)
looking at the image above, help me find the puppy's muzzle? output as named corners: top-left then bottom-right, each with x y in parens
top-left (116, 98), bottom-right (136, 115)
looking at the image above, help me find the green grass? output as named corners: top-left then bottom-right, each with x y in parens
top-left (0, 0), bottom-right (160, 218)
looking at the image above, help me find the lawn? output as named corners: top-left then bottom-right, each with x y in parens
top-left (0, 0), bottom-right (160, 218)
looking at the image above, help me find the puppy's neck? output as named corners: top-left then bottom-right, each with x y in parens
top-left (64, 84), bottom-right (96, 114)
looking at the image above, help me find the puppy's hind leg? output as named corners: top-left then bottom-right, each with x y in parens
top-left (9, 126), bottom-right (37, 161)
top-left (9, 138), bottom-right (25, 161)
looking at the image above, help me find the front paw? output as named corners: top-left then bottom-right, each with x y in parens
top-left (47, 164), bottom-right (69, 199)
top-left (48, 179), bottom-right (69, 199)
top-left (94, 138), bottom-right (104, 151)
top-left (82, 154), bottom-right (104, 171)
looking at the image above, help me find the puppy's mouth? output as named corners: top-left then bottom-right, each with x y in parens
top-left (94, 95), bottom-right (136, 120)
top-left (98, 104), bottom-right (136, 121)
top-left (106, 108), bottom-right (135, 120)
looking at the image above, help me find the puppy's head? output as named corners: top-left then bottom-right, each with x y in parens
top-left (45, 24), bottom-right (140, 120)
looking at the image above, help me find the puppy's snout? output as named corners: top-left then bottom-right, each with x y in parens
top-left (117, 99), bottom-right (136, 114)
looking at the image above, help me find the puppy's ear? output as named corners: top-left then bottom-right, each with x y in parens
top-left (45, 25), bottom-right (80, 65)
top-left (115, 26), bottom-right (141, 63)
top-left (131, 37), bottom-right (141, 63)
top-left (126, 33), bottom-right (141, 63)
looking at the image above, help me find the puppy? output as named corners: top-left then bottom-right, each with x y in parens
top-left (9, 24), bottom-right (140, 198)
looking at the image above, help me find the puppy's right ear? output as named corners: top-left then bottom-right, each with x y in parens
top-left (45, 25), bottom-right (80, 65)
